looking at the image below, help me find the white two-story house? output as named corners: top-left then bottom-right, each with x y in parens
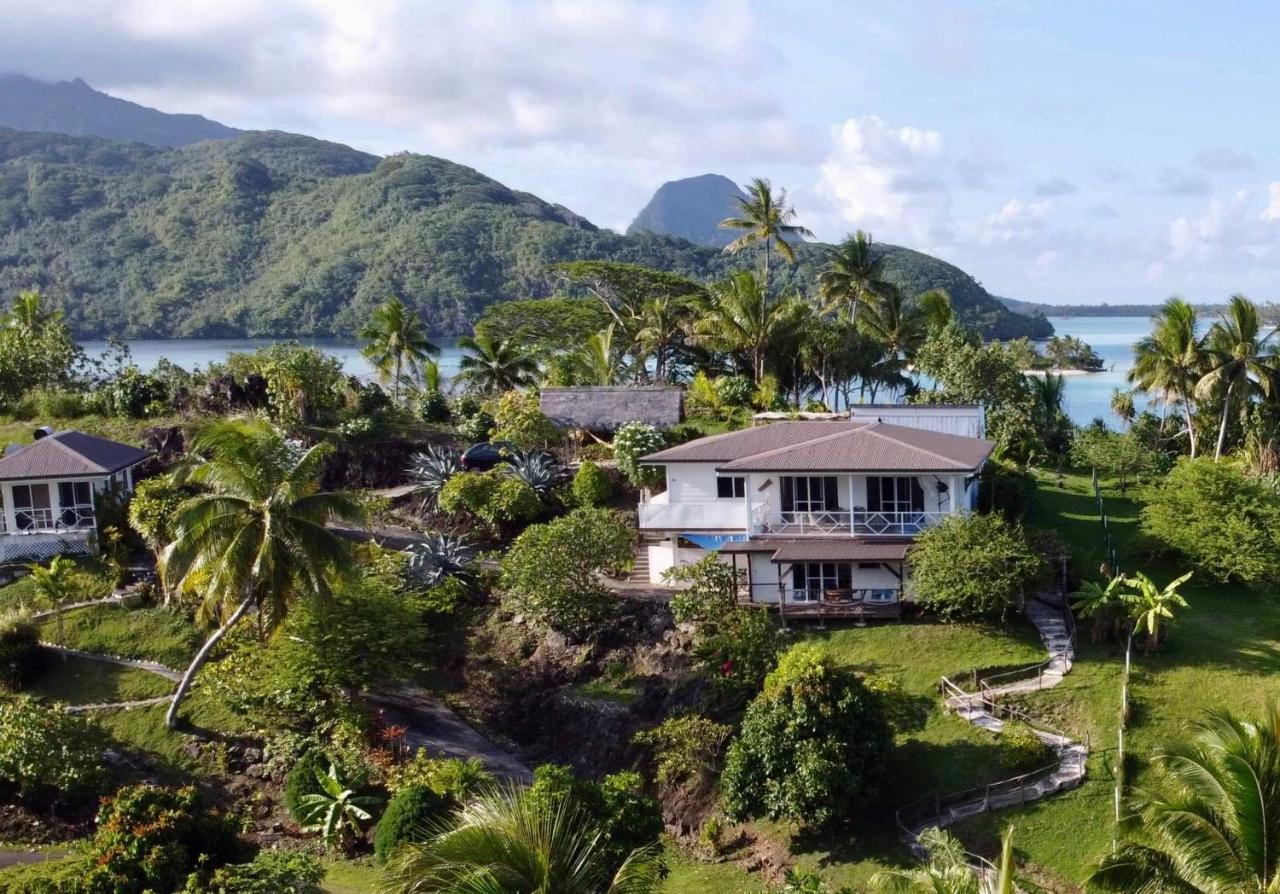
top-left (636, 406), bottom-right (993, 615)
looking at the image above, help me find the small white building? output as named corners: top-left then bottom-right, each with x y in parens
top-left (0, 429), bottom-right (150, 564)
top-left (636, 409), bottom-right (994, 617)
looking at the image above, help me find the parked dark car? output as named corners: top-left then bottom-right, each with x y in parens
top-left (460, 441), bottom-right (518, 472)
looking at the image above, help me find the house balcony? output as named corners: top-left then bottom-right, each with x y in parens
top-left (751, 508), bottom-right (948, 537)
top-left (637, 491), bottom-right (752, 531)
top-left (0, 508), bottom-right (96, 564)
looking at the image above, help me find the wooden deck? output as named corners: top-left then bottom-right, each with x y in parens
top-left (738, 588), bottom-right (906, 624)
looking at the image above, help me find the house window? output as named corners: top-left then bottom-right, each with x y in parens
top-left (57, 481), bottom-right (93, 528)
top-left (11, 483), bottom-right (52, 531)
top-left (867, 476), bottom-right (925, 514)
top-left (780, 476), bottom-right (841, 513)
top-left (791, 562), bottom-right (852, 601)
top-left (716, 476), bottom-right (746, 499)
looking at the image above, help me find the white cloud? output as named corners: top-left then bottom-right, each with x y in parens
top-left (1261, 182), bottom-right (1280, 222)
top-left (1167, 190), bottom-right (1249, 262)
top-left (815, 115), bottom-right (950, 246)
top-left (960, 198), bottom-right (1051, 247)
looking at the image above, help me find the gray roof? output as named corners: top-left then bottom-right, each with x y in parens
top-left (0, 431), bottom-right (150, 482)
top-left (540, 387), bottom-right (683, 433)
top-left (644, 420), bottom-right (992, 472)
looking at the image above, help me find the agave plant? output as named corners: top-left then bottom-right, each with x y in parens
top-left (407, 446), bottom-right (462, 508)
top-left (505, 448), bottom-right (568, 498)
top-left (297, 762), bottom-right (383, 850)
top-left (406, 531), bottom-right (476, 585)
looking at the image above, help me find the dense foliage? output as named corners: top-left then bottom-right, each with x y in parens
top-left (499, 507), bottom-right (634, 637)
top-left (0, 611), bottom-right (40, 690)
top-left (722, 645), bottom-right (893, 829)
top-left (84, 785), bottom-right (243, 894)
top-left (569, 460), bottom-right (612, 507)
top-left (1142, 457), bottom-right (1280, 584)
top-left (179, 852), bottom-right (325, 894)
top-left (910, 513), bottom-right (1044, 621)
top-left (0, 130), bottom-right (1044, 340)
top-left (437, 469), bottom-right (542, 530)
top-left (0, 696), bottom-right (104, 798)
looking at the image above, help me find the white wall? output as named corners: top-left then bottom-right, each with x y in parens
top-left (665, 462), bottom-right (722, 502)
top-left (849, 405), bottom-right (985, 439)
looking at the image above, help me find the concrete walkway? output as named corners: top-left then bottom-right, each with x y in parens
top-left (904, 596), bottom-right (1087, 849)
top-left (366, 685), bottom-right (532, 783)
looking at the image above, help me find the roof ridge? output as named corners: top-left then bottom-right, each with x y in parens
top-left (713, 424), bottom-right (870, 466)
top-left (646, 420), bottom-right (858, 456)
top-left (47, 431), bottom-right (109, 474)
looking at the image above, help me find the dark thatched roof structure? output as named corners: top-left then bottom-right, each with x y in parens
top-left (540, 386), bottom-right (684, 433)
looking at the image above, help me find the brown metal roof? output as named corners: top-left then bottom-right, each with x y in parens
top-left (642, 421), bottom-right (866, 463)
top-left (720, 538), bottom-right (911, 562)
top-left (708, 422), bottom-right (993, 472)
top-left (0, 431), bottom-right (150, 482)
top-left (540, 387), bottom-right (683, 433)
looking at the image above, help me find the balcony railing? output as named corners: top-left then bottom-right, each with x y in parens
top-left (754, 509), bottom-right (947, 537)
top-left (7, 507), bottom-right (96, 534)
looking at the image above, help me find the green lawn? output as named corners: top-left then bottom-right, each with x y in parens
top-left (322, 858), bottom-right (383, 893)
top-left (40, 605), bottom-right (202, 669)
top-left (26, 654), bottom-right (171, 705)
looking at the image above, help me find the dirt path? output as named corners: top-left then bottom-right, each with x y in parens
top-left (366, 686), bottom-right (532, 783)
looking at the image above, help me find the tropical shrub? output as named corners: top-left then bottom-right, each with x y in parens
top-left (910, 513), bottom-right (1044, 621)
top-left (180, 852), bottom-right (325, 894)
top-left (666, 556), bottom-right (779, 705)
top-left (526, 765), bottom-right (662, 876)
top-left (499, 507), bottom-right (633, 637)
top-left (570, 460), bottom-right (612, 507)
top-left (438, 469), bottom-right (541, 530)
top-left (980, 459), bottom-right (1035, 519)
top-left (612, 421), bottom-right (665, 487)
top-left (456, 408), bottom-right (496, 443)
top-left (716, 374), bottom-right (754, 407)
top-left (999, 721), bottom-right (1055, 773)
top-left (490, 390), bottom-right (559, 448)
top-left (0, 610), bottom-right (40, 690)
top-left (417, 388), bottom-right (451, 423)
top-left (633, 714), bottom-right (733, 792)
top-left (384, 752), bottom-right (495, 801)
top-left (1142, 457), bottom-right (1280, 585)
top-left (374, 785), bottom-right (450, 863)
top-left (0, 854), bottom-right (87, 892)
top-left (83, 785), bottom-right (243, 894)
top-left (0, 697), bottom-right (104, 798)
top-left (506, 449), bottom-right (569, 499)
top-left (126, 476), bottom-right (189, 551)
top-left (722, 645), bottom-right (892, 829)
top-left (295, 762), bottom-right (383, 850)
top-left (1071, 424), bottom-right (1161, 495)
top-left (284, 750), bottom-right (332, 824)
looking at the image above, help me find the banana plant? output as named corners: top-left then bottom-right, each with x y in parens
top-left (1121, 570), bottom-right (1192, 654)
top-left (298, 762), bottom-right (383, 850)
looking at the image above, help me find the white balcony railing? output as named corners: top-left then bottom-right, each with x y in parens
top-left (637, 492), bottom-right (754, 531)
top-left (753, 509), bottom-right (949, 537)
top-left (8, 507), bottom-right (96, 534)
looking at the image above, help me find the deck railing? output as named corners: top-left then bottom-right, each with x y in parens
top-left (10, 507), bottom-right (96, 534)
top-left (756, 509), bottom-right (947, 537)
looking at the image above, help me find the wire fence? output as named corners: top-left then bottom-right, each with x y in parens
top-left (1091, 468), bottom-right (1121, 575)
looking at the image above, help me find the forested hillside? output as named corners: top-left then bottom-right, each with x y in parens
top-left (0, 128), bottom-right (1050, 339)
top-left (626, 173), bottom-right (746, 248)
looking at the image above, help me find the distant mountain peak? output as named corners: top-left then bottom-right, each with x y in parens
top-left (0, 73), bottom-right (242, 147)
top-left (626, 173), bottom-right (748, 248)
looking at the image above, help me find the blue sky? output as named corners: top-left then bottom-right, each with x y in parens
top-left (5, 0), bottom-right (1280, 305)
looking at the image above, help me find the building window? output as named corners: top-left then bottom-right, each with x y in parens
top-left (867, 476), bottom-right (925, 514)
top-left (791, 562), bottom-right (852, 601)
top-left (11, 483), bottom-right (52, 531)
top-left (716, 476), bottom-right (746, 499)
top-left (57, 481), bottom-right (93, 528)
top-left (780, 476), bottom-right (841, 513)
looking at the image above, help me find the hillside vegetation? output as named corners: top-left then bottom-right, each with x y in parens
top-left (0, 128), bottom-right (1049, 339)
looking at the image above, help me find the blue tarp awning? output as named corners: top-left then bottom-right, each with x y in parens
top-left (681, 533), bottom-right (749, 551)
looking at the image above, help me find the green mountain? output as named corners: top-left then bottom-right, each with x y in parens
top-left (0, 128), bottom-right (1050, 339)
top-left (626, 173), bottom-right (747, 248)
top-left (0, 74), bottom-right (242, 147)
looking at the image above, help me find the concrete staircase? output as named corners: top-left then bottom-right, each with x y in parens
top-left (626, 542), bottom-right (652, 583)
top-left (903, 594), bottom-right (1087, 851)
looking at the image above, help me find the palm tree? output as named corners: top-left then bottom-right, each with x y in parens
top-left (634, 296), bottom-right (688, 383)
top-left (1122, 570), bottom-right (1191, 654)
top-left (3, 290), bottom-right (60, 334)
top-left (27, 555), bottom-right (77, 646)
top-left (692, 271), bottom-right (801, 384)
top-left (917, 288), bottom-right (954, 333)
top-left (1110, 389), bottom-right (1136, 428)
top-left (720, 177), bottom-right (814, 288)
top-left (1028, 372), bottom-right (1067, 420)
top-left (454, 334), bottom-right (539, 395)
top-left (1130, 298), bottom-right (1206, 458)
top-left (159, 419), bottom-right (367, 729)
top-left (1092, 705), bottom-right (1280, 892)
top-left (360, 298), bottom-right (439, 407)
top-left (873, 826), bottom-right (1017, 894)
top-left (859, 285), bottom-right (927, 367)
top-left (817, 231), bottom-right (891, 321)
top-left (1195, 295), bottom-right (1277, 460)
top-left (568, 325), bottom-right (626, 386)
top-left (384, 783), bottom-right (663, 894)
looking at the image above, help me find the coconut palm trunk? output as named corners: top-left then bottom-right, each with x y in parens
top-left (166, 591), bottom-right (254, 729)
top-left (1181, 386), bottom-right (1198, 458)
top-left (1214, 378), bottom-right (1234, 461)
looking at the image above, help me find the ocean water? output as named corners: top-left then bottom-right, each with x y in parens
top-left (79, 316), bottom-right (1153, 426)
